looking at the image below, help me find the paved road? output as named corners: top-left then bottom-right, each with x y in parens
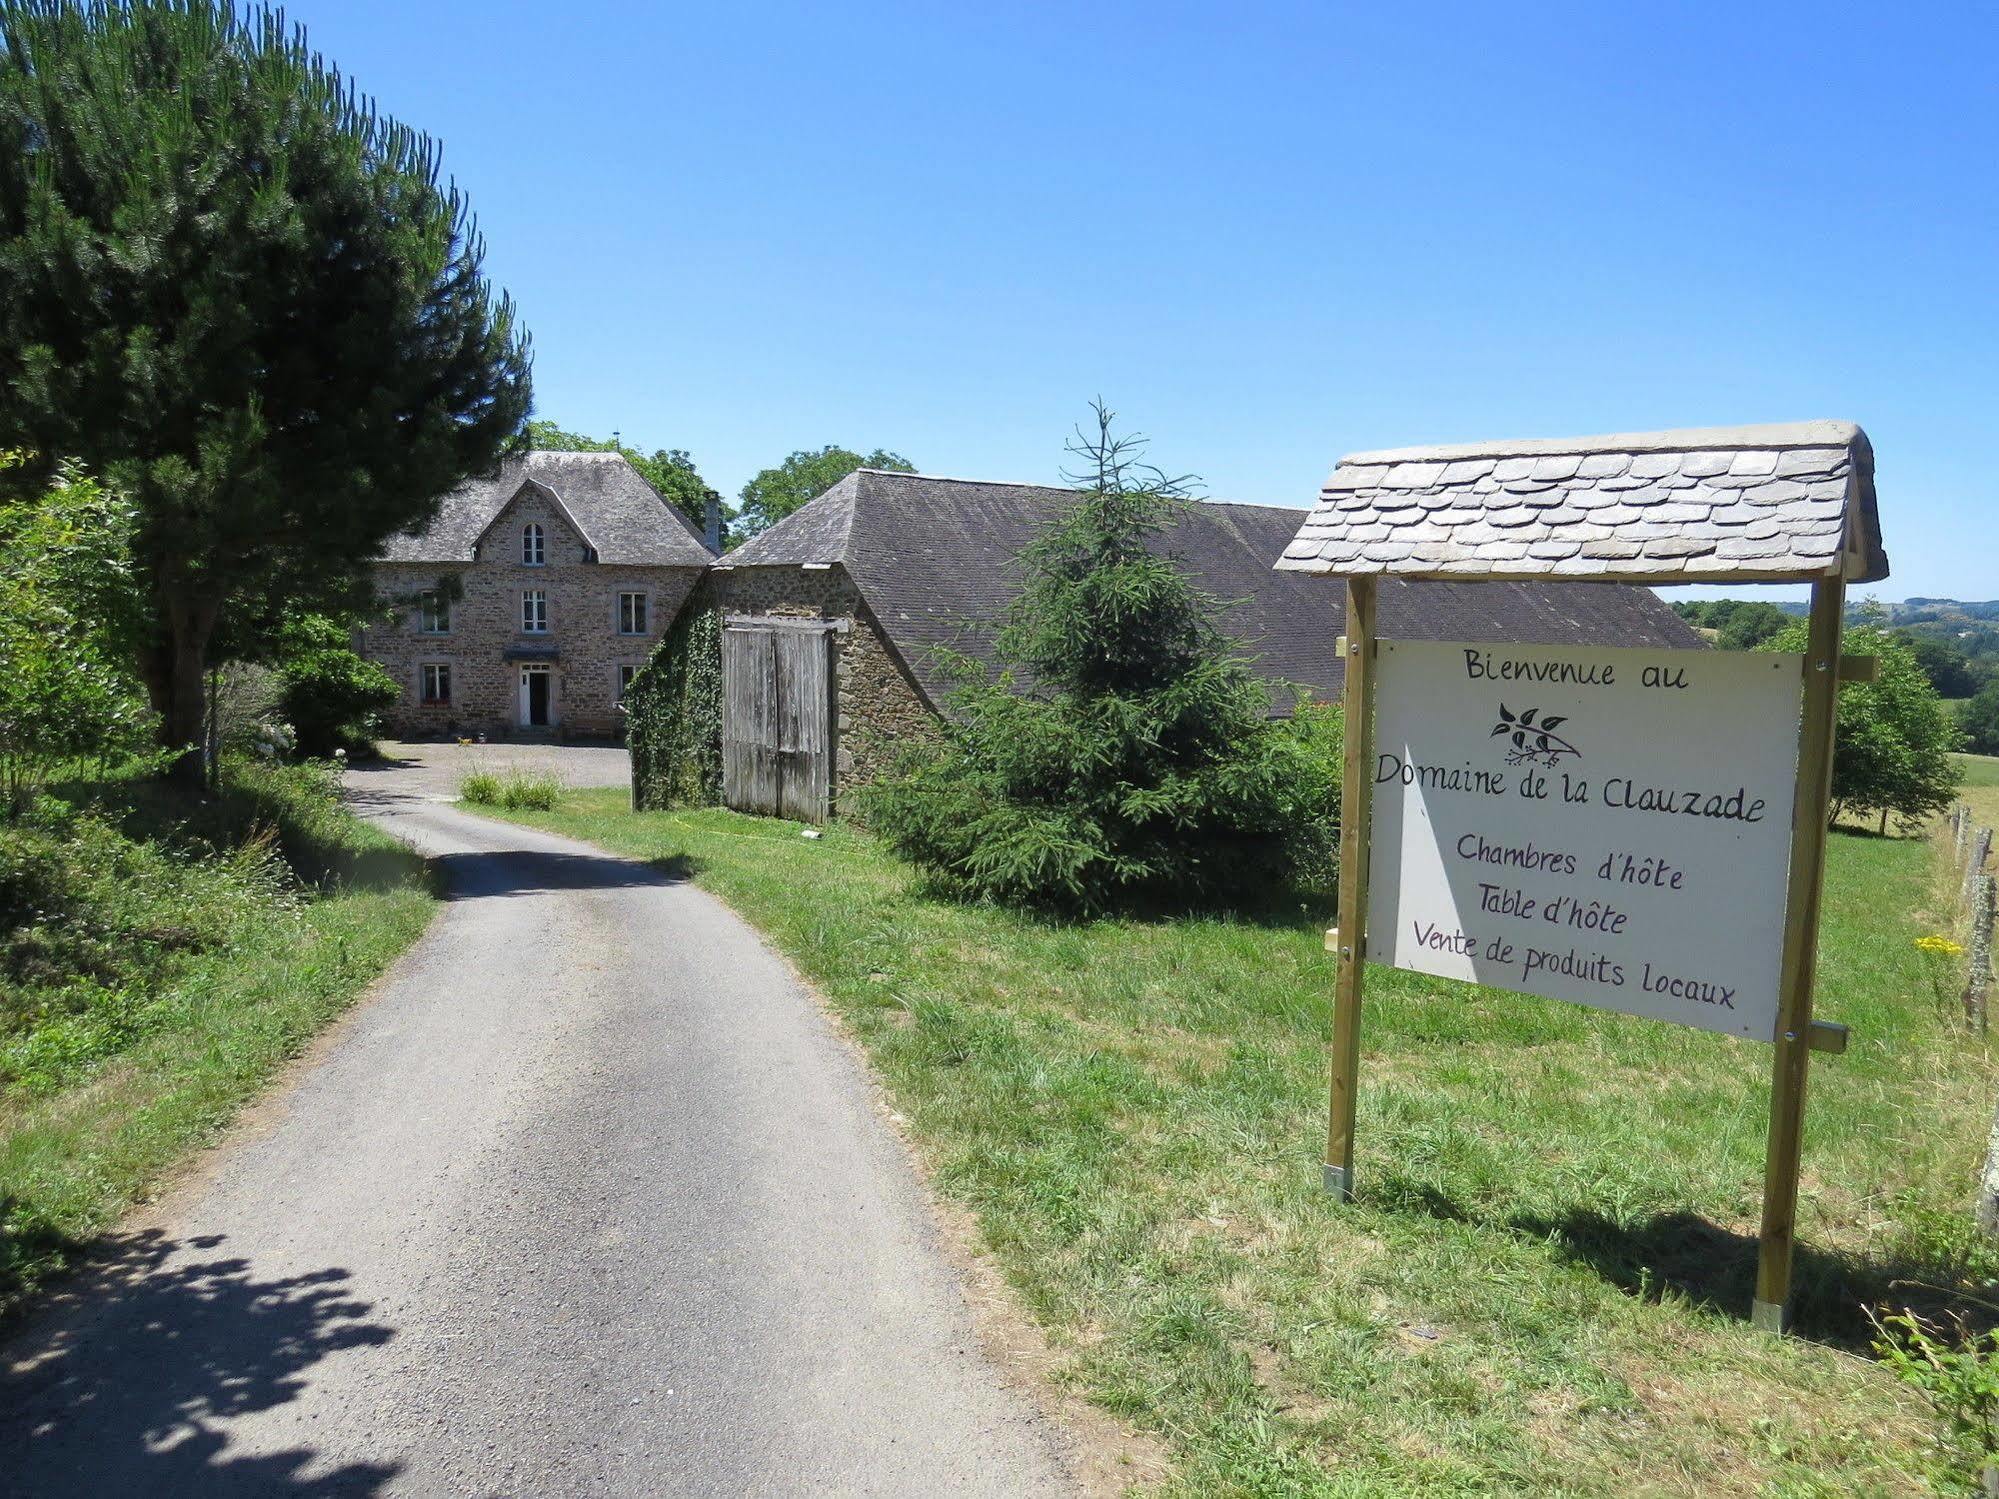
top-left (0, 754), bottom-right (1074, 1496)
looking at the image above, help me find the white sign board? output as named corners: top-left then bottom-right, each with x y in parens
top-left (1368, 640), bottom-right (1803, 1040)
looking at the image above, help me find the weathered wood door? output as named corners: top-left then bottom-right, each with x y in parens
top-left (721, 619), bottom-right (835, 822)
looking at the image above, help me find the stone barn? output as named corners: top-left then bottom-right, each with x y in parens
top-left (362, 450), bottom-right (715, 739)
top-left (706, 468), bottom-right (1703, 818)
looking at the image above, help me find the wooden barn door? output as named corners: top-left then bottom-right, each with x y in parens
top-left (721, 618), bottom-right (835, 822)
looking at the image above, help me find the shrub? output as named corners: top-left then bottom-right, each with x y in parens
top-left (459, 767), bottom-right (561, 811)
top-left (211, 661), bottom-right (291, 757)
top-left (273, 614), bottom-right (400, 758)
top-left (0, 457), bottom-right (155, 814)
top-left (497, 770), bottom-right (561, 810)
top-left (459, 769), bottom-right (502, 805)
top-left (865, 405), bottom-right (1342, 914)
top-left (1871, 1309), bottom-right (1999, 1491)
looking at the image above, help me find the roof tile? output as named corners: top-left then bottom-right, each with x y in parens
top-left (732, 470), bottom-right (1703, 711)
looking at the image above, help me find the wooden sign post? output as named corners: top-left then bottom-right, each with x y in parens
top-left (1753, 572), bottom-right (1845, 1330)
top-left (1324, 576), bottom-right (1375, 1201)
top-left (1279, 423), bottom-right (1887, 1333)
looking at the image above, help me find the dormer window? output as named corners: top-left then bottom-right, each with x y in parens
top-left (522, 522), bottom-right (546, 566)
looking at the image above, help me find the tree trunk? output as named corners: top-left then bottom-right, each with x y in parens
top-left (158, 592), bottom-right (221, 787)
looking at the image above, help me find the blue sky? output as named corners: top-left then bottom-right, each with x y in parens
top-left (308, 1), bottom-right (1994, 600)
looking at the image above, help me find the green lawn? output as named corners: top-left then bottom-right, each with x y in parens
top-left (483, 790), bottom-right (1992, 1495)
top-left (0, 762), bottom-right (435, 1314)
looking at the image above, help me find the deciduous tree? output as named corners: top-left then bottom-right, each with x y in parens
top-left (525, 421), bottom-right (718, 534)
top-left (0, 0), bottom-right (532, 780)
top-left (1963, 684), bottom-right (1999, 758)
top-left (1909, 635), bottom-right (1981, 700)
top-left (1766, 620), bottom-right (1963, 829)
top-left (736, 445), bottom-right (913, 539)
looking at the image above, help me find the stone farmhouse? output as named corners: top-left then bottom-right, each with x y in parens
top-left (707, 469), bottom-right (1703, 816)
top-left (361, 451), bottom-right (715, 739)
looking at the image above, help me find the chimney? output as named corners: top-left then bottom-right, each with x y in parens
top-left (703, 488), bottom-right (722, 552)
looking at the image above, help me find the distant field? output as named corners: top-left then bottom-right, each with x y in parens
top-left (1959, 754), bottom-right (1999, 788)
top-left (1958, 754), bottom-right (1999, 827)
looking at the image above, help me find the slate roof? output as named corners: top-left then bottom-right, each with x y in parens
top-left (725, 470), bottom-right (1703, 710)
top-left (379, 451), bottom-right (714, 567)
top-left (1276, 421), bottom-right (1887, 583)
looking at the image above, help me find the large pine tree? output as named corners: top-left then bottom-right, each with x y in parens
top-left (867, 405), bottom-right (1340, 913)
top-left (0, 0), bottom-right (532, 777)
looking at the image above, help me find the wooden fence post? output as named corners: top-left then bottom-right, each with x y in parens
top-left (1966, 826), bottom-right (1993, 916)
top-left (1968, 872), bottom-right (1996, 1035)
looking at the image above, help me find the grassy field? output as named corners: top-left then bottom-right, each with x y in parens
top-left (0, 762), bottom-right (435, 1314)
top-left (1955, 754), bottom-right (1999, 827)
top-left (482, 789), bottom-right (1997, 1495)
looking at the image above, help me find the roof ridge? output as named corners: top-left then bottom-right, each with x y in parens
top-left (854, 468), bottom-right (1071, 490)
top-left (858, 470), bottom-right (1304, 514)
top-left (1339, 420), bottom-right (1860, 468)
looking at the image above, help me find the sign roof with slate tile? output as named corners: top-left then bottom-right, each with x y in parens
top-left (1275, 421), bottom-right (1886, 584)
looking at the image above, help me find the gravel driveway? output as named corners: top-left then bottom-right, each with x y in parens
top-left (0, 756), bottom-right (1075, 1496)
top-left (348, 738), bottom-right (636, 803)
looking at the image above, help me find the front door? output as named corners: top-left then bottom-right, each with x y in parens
top-left (520, 667), bottom-right (552, 728)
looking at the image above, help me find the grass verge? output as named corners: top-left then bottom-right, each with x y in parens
top-left (0, 760), bottom-right (434, 1315)
top-left (481, 790), bottom-right (1994, 1495)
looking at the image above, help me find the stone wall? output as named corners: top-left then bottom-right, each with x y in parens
top-left (710, 563), bottom-right (940, 806)
top-left (362, 488), bottom-right (701, 740)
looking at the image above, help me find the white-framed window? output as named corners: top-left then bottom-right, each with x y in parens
top-left (522, 589), bottom-right (548, 634)
top-left (522, 522), bottom-right (546, 566)
top-left (420, 662), bottom-right (451, 705)
top-left (617, 664), bottom-right (641, 704)
top-left (617, 591), bottom-right (648, 635)
top-left (417, 589), bottom-right (450, 634)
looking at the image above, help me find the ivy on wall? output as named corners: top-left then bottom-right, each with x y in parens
top-left (628, 603), bottom-right (722, 810)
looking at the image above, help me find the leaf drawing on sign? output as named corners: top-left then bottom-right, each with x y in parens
top-left (1491, 704), bottom-right (1581, 767)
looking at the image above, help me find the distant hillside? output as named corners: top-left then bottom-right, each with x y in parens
top-left (1759, 598), bottom-right (1999, 623)
top-left (1889, 598), bottom-right (1999, 623)
top-left (1674, 599), bottom-right (1999, 694)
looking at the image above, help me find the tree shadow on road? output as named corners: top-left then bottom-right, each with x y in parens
top-left (429, 846), bottom-right (697, 900)
top-left (1, 1228), bottom-right (401, 1496)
